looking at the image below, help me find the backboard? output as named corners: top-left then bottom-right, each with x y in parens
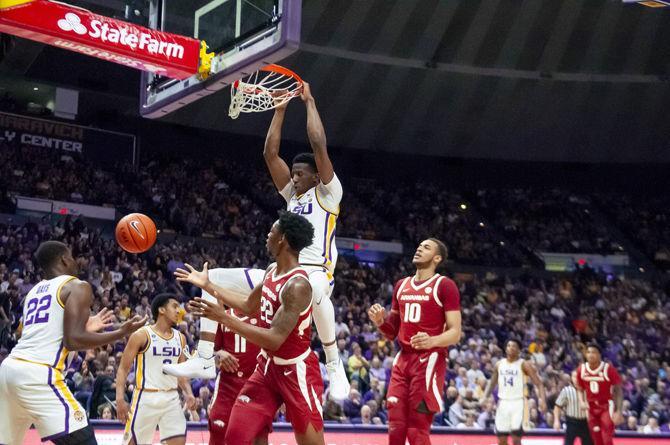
top-left (139, 0), bottom-right (300, 118)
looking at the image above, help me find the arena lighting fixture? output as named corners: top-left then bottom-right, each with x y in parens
top-left (460, 203), bottom-right (467, 210)
top-left (479, 222), bottom-right (485, 227)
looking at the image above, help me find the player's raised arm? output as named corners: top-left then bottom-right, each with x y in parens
top-left (115, 328), bottom-right (148, 422)
top-left (193, 277), bottom-right (312, 352)
top-left (62, 280), bottom-right (147, 351)
top-left (263, 100), bottom-right (291, 192)
top-left (175, 262), bottom-right (263, 315)
top-left (301, 82), bottom-right (334, 184)
top-left (523, 360), bottom-right (547, 412)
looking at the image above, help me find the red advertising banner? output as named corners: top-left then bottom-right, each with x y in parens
top-left (20, 428), bottom-right (670, 445)
top-left (0, 0), bottom-right (201, 79)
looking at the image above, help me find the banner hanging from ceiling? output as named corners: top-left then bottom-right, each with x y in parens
top-left (0, 0), bottom-right (201, 79)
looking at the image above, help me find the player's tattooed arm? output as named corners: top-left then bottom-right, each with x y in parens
top-left (301, 82), bottom-right (334, 184)
top-left (523, 360), bottom-right (547, 412)
top-left (264, 104), bottom-right (291, 192)
top-left (192, 278), bottom-right (312, 352)
top-left (482, 362), bottom-right (499, 401)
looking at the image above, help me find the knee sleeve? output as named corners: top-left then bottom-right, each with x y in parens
top-left (53, 425), bottom-right (97, 445)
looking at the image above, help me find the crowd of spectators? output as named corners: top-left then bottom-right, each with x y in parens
top-left (597, 193), bottom-right (670, 270)
top-left (474, 188), bottom-right (625, 255)
top-left (4, 142), bottom-right (662, 268)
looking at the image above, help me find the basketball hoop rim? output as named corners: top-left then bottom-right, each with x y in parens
top-left (260, 64), bottom-right (304, 85)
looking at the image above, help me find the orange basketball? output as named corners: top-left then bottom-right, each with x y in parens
top-left (115, 213), bottom-right (157, 253)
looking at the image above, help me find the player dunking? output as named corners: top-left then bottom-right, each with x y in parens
top-left (177, 212), bottom-right (325, 445)
top-left (165, 82), bottom-right (349, 400)
top-left (208, 308), bottom-right (262, 444)
top-left (116, 294), bottom-right (195, 445)
top-left (0, 241), bottom-right (147, 445)
top-left (575, 344), bottom-right (624, 445)
top-left (483, 339), bottom-right (547, 445)
top-left (368, 238), bottom-right (462, 445)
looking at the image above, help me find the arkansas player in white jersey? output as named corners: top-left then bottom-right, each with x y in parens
top-left (369, 238), bottom-right (462, 445)
top-left (164, 83), bottom-right (349, 400)
top-left (0, 241), bottom-right (147, 445)
top-left (178, 212), bottom-right (325, 445)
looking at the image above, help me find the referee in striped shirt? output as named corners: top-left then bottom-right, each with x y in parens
top-left (553, 371), bottom-right (593, 445)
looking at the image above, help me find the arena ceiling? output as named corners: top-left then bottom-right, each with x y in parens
top-left (3, 0), bottom-right (670, 162)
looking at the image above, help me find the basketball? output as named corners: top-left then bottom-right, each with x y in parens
top-left (115, 213), bottom-right (157, 253)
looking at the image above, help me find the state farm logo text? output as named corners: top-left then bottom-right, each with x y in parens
top-left (56, 12), bottom-right (185, 59)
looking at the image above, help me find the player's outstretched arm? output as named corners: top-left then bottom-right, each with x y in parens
top-left (523, 360), bottom-right (547, 412)
top-left (116, 329), bottom-right (147, 422)
top-left (199, 278), bottom-right (311, 352)
top-left (482, 362), bottom-right (499, 401)
top-left (263, 105), bottom-right (291, 192)
top-left (301, 82), bottom-right (334, 184)
top-left (62, 280), bottom-right (147, 351)
top-left (175, 262), bottom-right (263, 315)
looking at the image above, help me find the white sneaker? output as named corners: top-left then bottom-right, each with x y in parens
top-left (326, 359), bottom-right (350, 401)
top-left (162, 351), bottom-right (216, 379)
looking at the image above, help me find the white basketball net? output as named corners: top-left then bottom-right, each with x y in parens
top-left (229, 66), bottom-right (303, 119)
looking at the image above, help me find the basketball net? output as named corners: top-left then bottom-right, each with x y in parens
top-left (229, 64), bottom-right (303, 119)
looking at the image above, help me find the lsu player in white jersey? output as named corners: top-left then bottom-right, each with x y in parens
top-left (164, 82), bottom-right (350, 400)
top-left (116, 294), bottom-right (195, 445)
top-left (0, 241), bottom-right (147, 445)
top-left (483, 339), bottom-right (547, 445)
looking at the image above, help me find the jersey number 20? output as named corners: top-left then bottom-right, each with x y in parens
top-left (403, 303), bottom-right (421, 323)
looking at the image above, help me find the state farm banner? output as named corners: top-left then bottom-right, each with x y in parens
top-left (0, 0), bottom-right (201, 79)
top-left (0, 111), bottom-right (136, 166)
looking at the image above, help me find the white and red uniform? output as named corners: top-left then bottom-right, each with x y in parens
top-left (381, 273), bottom-right (460, 445)
top-left (208, 309), bottom-right (261, 444)
top-left (224, 266), bottom-right (323, 444)
top-left (576, 362), bottom-right (622, 445)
